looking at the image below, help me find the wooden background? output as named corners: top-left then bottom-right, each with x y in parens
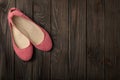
top-left (0, 0), bottom-right (120, 80)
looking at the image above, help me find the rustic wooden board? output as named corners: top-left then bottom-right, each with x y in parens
top-left (104, 0), bottom-right (120, 80)
top-left (87, 0), bottom-right (105, 80)
top-left (69, 0), bottom-right (86, 79)
top-left (0, 0), bottom-right (15, 79)
top-left (0, 0), bottom-right (120, 80)
top-left (50, 0), bottom-right (69, 79)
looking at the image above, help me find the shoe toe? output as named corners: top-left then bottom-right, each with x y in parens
top-left (36, 33), bottom-right (52, 51)
top-left (15, 45), bottom-right (33, 61)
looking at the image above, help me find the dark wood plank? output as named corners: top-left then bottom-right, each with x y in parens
top-left (15, 0), bottom-right (33, 80)
top-left (50, 0), bottom-right (69, 79)
top-left (87, 0), bottom-right (105, 79)
top-left (0, 0), bottom-right (15, 79)
top-left (32, 0), bottom-right (51, 79)
top-left (69, 0), bottom-right (86, 79)
top-left (104, 0), bottom-right (120, 80)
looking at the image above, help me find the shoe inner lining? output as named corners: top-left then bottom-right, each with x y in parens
top-left (12, 25), bottom-right (30, 49)
top-left (12, 16), bottom-right (44, 45)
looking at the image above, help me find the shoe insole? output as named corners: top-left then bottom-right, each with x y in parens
top-left (12, 25), bottom-right (30, 49)
top-left (12, 16), bottom-right (44, 45)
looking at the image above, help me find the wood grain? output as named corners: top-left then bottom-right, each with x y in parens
top-left (69, 0), bottom-right (86, 79)
top-left (87, 0), bottom-right (105, 79)
top-left (0, 0), bottom-right (15, 79)
top-left (104, 0), bottom-right (120, 80)
top-left (50, 0), bottom-right (69, 79)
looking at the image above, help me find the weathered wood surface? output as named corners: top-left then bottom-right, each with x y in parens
top-left (0, 0), bottom-right (120, 80)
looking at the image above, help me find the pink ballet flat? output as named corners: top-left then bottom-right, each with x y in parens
top-left (8, 8), bottom-right (33, 61)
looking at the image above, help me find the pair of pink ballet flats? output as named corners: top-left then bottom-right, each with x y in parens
top-left (8, 8), bottom-right (52, 61)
